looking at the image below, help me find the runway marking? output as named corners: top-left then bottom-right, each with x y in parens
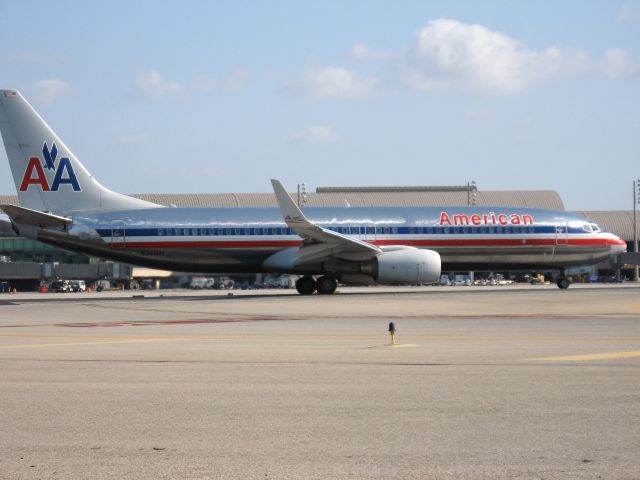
top-left (0, 338), bottom-right (190, 350)
top-left (530, 350), bottom-right (640, 362)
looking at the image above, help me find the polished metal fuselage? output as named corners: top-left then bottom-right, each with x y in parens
top-left (37, 205), bottom-right (626, 274)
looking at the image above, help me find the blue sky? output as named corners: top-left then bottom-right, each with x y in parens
top-left (0, 0), bottom-right (638, 210)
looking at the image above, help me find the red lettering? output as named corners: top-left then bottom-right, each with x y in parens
top-left (19, 157), bottom-right (50, 192)
top-left (498, 214), bottom-right (508, 225)
top-left (490, 212), bottom-right (497, 224)
top-left (511, 214), bottom-right (521, 225)
top-left (471, 214), bottom-right (482, 226)
top-left (453, 214), bottom-right (470, 226)
top-left (482, 214), bottom-right (489, 224)
top-left (522, 214), bottom-right (534, 225)
top-left (439, 212), bottom-right (451, 225)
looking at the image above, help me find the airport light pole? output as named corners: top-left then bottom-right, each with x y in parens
top-left (634, 179), bottom-right (639, 281)
top-left (467, 181), bottom-right (477, 206)
top-left (297, 182), bottom-right (307, 208)
top-left (467, 180), bottom-right (477, 282)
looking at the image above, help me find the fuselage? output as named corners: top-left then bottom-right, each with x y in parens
top-left (37, 205), bottom-right (626, 274)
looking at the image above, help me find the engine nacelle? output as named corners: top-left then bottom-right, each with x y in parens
top-left (373, 247), bottom-right (441, 284)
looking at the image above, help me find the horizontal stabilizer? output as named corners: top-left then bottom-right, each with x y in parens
top-left (0, 204), bottom-right (71, 229)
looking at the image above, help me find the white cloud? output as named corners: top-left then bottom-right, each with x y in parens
top-left (293, 126), bottom-right (340, 143)
top-left (295, 66), bottom-right (379, 99)
top-left (120, 132), bottom-right (150, 146)
top-left (353, 43), bottom-right (370, 59)
top-left (406, 19), bottom-right (589, 95)
top-left (136, 70), bottom-right (183, 97)
top-left (616, 3), bottom-right (638, 23)
top-left (32, 79), bottom-right (71, 105)
top-left (352, 43), bottom-right (396, 61)
top-left (224, 69), bottom-right (248, 91)
top-left (602, 48), bottom-right (640, 78)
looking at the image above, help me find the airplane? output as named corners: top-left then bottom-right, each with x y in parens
top-left (0, 89), bottom-right (627, 294)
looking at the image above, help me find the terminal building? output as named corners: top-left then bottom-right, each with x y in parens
top-left (0, 186), bottom-right (637, 289)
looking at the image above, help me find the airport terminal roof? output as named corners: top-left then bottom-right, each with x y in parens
top-left (0, 189), bottom-right (565, 210)
top-left (117, 190), bottom-right (569, 210)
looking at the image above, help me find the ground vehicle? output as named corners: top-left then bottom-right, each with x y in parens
top-left (50, 280), bottom-right (71, 292)
top-left (189, 277), bottom-right (216, 289)
top-left (69, 280), bottom-right (86, 292)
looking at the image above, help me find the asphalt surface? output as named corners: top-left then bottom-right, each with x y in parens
top-left (1, 284), bottom-right (639, 479)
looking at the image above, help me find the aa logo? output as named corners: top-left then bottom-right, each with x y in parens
top-left (19, 142), bottom-right (81, 192)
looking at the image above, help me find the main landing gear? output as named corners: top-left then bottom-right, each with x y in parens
top-left (556, 276), bottom-right (570, 289)
top-left (295, 275), bottom-right (338, 295)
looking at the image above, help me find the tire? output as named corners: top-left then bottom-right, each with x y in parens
top-left (556, 277), bottom-right (570, 289)
top-left (295, 276), bottom-right (316, 295)
top-left (316, 276), bottom-right (337, 295)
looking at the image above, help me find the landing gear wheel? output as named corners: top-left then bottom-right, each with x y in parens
top-left (556, 277), bottom-right (570, 289)
top-left (295, 276), bottom-right (317, 295)
top-left (316, 276), bottom-right (338, 295)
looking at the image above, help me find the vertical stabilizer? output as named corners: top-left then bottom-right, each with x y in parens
top-left (0, 89), bottom-right (160, 214)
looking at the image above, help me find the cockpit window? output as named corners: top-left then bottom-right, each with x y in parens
top-left (582, 223), bottom-right (601, 233)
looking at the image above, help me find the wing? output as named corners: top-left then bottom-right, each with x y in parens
top-left (270, 179), bottom-right (380, 265)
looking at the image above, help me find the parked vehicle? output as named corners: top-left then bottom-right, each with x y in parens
top-left (189, 277), bottom-right (216, 289)
top-left (50, 280), bottom-right (71, 293)
top-left (70, 280), bottom-right (86, 292)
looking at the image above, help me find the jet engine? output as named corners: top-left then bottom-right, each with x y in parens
top-left (361, 246), bottom-right (441, 284)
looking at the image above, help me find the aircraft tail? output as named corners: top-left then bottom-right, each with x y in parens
top-left (0, 89), bottom-right (159, 214)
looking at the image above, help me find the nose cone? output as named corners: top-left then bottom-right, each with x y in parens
top-left (606, 233), bottom-right (627, 255)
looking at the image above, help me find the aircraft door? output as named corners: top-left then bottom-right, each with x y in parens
top-left (554, 218), bottom-right (569, 246)
top-left (110, 220), bottom-right (126, 249)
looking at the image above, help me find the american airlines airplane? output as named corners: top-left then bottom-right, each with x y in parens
top-left (0, 90), bottom-right (627, 294)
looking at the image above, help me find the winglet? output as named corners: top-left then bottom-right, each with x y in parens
top-left (270, 179), bottom-right (308, 224)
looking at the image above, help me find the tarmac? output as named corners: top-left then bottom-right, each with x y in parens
top-left (1, 283), bottom-right (639, 479)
